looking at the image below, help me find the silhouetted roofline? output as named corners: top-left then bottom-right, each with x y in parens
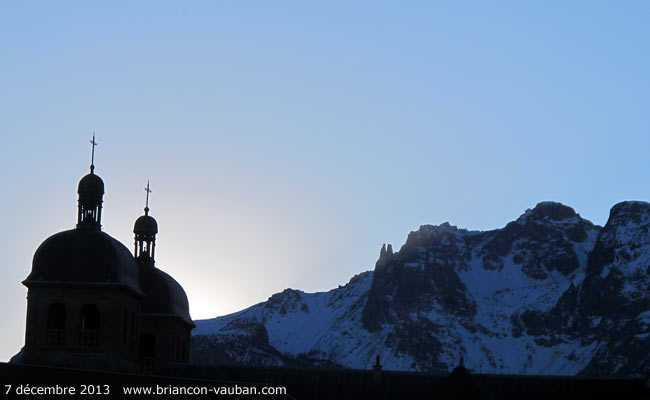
top-left (22, 279), bottom-right (145, 297)
top-left (140, 313), bottom-right (196, 328)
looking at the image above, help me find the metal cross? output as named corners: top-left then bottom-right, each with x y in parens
top-left (145, 180), bottom-right (152, 210)
top-left (90, 132), bottom-right (98, 171)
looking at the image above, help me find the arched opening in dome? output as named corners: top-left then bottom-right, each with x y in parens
top-left (79, 304), bottom-right (100, 348)
top-left (45, 303), bottom-right (66, 347)
top-left (47, 303), bottom-right (66, 329)
top-left (139, 334), bottom-right (155, 358)
top-left (80, 304), bottom-right (100, 330)
top-left (138, 333), bottom-right (156, 372)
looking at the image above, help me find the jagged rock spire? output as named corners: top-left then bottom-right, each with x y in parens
top-left (379, 243), bottom-right (394, 261)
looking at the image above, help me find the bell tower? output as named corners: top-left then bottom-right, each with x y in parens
top-left (134, 181), bottom-right (158, 266)
top-left (77, 133), bottom-right (104, 229)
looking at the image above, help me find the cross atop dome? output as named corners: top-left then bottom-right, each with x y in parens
top-left (144, 180), bottom-right (152, 215)
top-left (89, 132), bottom-right (98, 174)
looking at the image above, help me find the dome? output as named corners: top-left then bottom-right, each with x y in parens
top-left (78, 173), bottom-right (105, 196)
top-left (134, 214), bottom-right (158, 235)
top-left (24, 229), bottom-right (141, 294)
top-left (139, 266), bottom-right (194, 326)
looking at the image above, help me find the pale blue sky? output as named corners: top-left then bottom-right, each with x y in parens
top-left (1, 1), bottom-right (649, 360)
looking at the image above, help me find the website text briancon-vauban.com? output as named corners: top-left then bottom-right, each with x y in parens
top-left (123, 384), bottom-right (288, 396)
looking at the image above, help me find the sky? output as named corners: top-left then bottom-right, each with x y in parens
top-left (1, 1), bottom-right (649, 361)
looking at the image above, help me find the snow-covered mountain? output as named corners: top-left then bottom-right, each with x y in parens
top-left (192, 201), bottom-right (650, 377)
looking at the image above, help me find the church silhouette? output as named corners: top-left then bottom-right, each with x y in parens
top-left (13, 135), bottom-right (194, 373)
top-left (5, 138), bottom-right (649, 399)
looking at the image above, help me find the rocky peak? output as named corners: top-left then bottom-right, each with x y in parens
top-left (402, 223), bottom-right (471, 251)
top-left (605, 201), bottom-right (650, 229)
top-left (518, 201), bottom-right (579, 224)
top-left (477, 202), bottom-right (599, 279)
top-left (265, 288), bottom-right (306, 316)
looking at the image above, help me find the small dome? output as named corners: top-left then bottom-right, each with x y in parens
top-left (139, 266), bottom-right (193, 326)
top-left (78, 173), bottom-right (105, 195)
top-left (134, 214), bottom-right (158, 235)
top-left (25, 229), bottom-right (141, 294)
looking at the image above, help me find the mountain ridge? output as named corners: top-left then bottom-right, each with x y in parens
top-left (192, 201), bottom-right (650, 377)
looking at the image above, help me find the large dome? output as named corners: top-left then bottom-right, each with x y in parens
top-left (25, 229), bottom-right (141, 294)
top-left (139, 266), bottom-right (193, 326)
